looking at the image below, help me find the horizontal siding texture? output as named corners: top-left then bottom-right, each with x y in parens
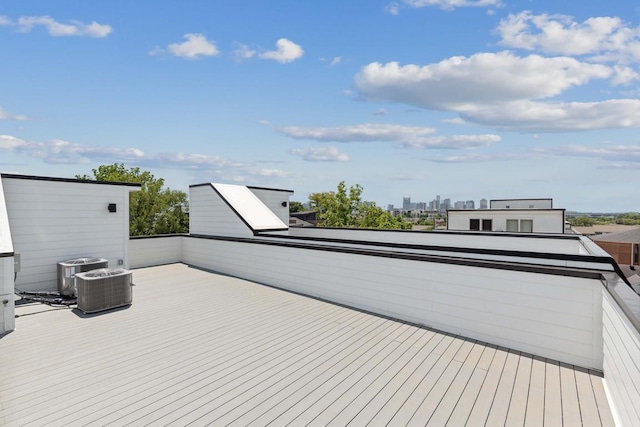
top-left (0, 256), bottom-right (15, 334)
top-left (130, 237), bottom-right (183, 268)
top-left (288, 227), bottom-right (585, 254)
top-left (249, 188), bottom-right (291, 225)
top-left (189, 186), bottom-right (252, 237)
top-left (602, 289), bottom-right (640, 427)
top-left (182, 236), bottom-right (603, 369)
top-left (3, 178), bottom-right (131, 292)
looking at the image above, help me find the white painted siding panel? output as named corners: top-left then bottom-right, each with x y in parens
top-left (249, 187), bottom-right (292, 225)
top-left (129, 236), bottom-right (183, 268)
top-left (448, 210), bottom-right (565, 234)
top-left (287, 227), bottom-right (583, 254)
top-left (182, 237), bottom-right (603, 369)
top-left (0, 256), bottom-right (15, 334)
top-left (189, 186), bottom-right (253, 237)
top-left (602, 289), bottom-right (640, 427)
top-left (3, 177), bottom-right (133, 292)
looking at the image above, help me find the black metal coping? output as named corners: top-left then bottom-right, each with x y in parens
top-left (187, 233), bottom-right (604, 281)
top-left (0, 251), bottom-right (14, 257)
top-left (246, 185), bottom-right (294, 193)
top-left (189, 182), bottom-right (294, 193)
top-left (447, 208), bottom-right (565, 212)
top-left (1, 173), bottom-right (141, 188)
top-left (257, 233), bottom-right (613, 265)
top-left (288, 225), bottom-right (582, 240)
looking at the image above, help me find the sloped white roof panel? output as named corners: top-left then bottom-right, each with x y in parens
top-left (212, 183), bottom-right (287, 232)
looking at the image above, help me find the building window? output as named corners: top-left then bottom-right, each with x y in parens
top-left (470, 219), bottom-right (480, 230)
top-left (506, 219), bottom-right (519, 232)
top-left (482, 219), bottom-right (492, 231)
top-left (520, 219), bottom-right (533, 232)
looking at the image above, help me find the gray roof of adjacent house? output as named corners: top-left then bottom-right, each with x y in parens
top-left (590, 228), bottom-right (640, 243)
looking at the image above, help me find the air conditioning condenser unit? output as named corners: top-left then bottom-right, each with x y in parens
top-left (57, 257), bottom-right (109, 296)
top-left (75, 268), bottom-right (132, 314)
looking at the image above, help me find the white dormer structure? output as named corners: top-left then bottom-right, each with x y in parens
top-left (448, 198), bottom-right (566, 234)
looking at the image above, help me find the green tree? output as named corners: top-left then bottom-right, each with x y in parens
top-left (569, 216), bottom-right (596, 227)
top-left (308, 181), bottom-right (411, 229)
top-left (77, 163), bottom-right (189, 236)
top-left (289, 201), bottom-right (305, 213)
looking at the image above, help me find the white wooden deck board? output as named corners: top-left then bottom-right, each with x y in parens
top-left (0, 263), bottom-right (614, 427)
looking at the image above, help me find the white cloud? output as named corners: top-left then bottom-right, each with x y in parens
top-left (281, 123), bottom-right (499, 149)
top-left (233, 42), bottom-right (256, 61)
top-left (0, 135), bottom-right (27, 149)
top-left (257, 119), bottom-right (270, 126)
top-left (355, 52), bottom-right (611, 111)
top-left (290, 146), bottom-right (350, 162)
top-left (12, 16), bottom-right (112, 37)
top-left (496, 12), bottom-right (640, 62)
top-left (330, 56), bottom-right (342, 67)
top-left (154, 34), bottom-right (219, 59)
top-left (403, 0), bottom-right (503, 11)
top-left (426, 151), bottom-right (530, 163)
top-left (373, 109), bottom-right (387, 116)
top-left (459, 99), bottom-right (640, 132)
top-left (400, 134), bottom-right (500, 149)
top-left (0, 134), bottom-right (296, 183)
top-left (541, 143), bottom-right (640, 164)
top-left (385, 3), bottom-right (401, 15)
top-left (259, 38), bottom-right (304, 63)
top-left (0, 16), bottom-right (11, 26)
top-left (253, 168), bottom-right (292, 178)
top-left (352, 52), bottom-right (640, 132)
top-left (282, 123), bottom-right (436, 143)
top-left (611, 65), bottom-right (640, 85)
top-left (0, 107), bottom-right (27, 121)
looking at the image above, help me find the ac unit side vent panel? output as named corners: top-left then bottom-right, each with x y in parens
top-left (76, 268), bottom-right (132, 314)
top-left (57, 257), bottom-right (109, 297)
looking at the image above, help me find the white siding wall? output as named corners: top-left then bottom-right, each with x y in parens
top-left (448, 210), bottom-right (565, 234)
top-left (182, 236), bottom-right (604, 369)
top-left (129, 236), bottom-right (183, 269)
top-left (0, 256), bottom-right (14, 334)
top-left (249, 187), bottom-right (292, 225)
top-left (189, 185), bottom-right (253, 237)
top-left (602, 287), bottom-right (640, 427)
top-left (3, 177), bottom-right (133, 292)
top-left (288, 227), bottom-right (584, 254)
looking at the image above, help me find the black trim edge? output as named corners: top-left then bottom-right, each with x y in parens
top-left (247, 185), bottom-right (294, 193)
top-left (0, 252), bottom-right (14, 258)
top-left (187, 234), bottom-right (604, 281)
top-left (130, 234), bottom-right (188, 240)
top-left (1, 173), bottom-right (141, 188)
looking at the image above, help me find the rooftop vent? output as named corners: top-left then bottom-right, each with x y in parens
top-left (57, 257), bottom-right (109, 296)
top-left (75, 268), bottom-right (132, 314)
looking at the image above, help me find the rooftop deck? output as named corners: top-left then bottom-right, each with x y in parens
top-left (1, 263), bottom-right (615, 426)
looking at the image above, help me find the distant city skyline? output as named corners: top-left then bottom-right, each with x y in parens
top-left (0, 1), bottom-right (639, 212)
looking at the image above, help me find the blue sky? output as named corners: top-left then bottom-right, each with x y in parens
top-left (1, 0), bottom-right (639, 212)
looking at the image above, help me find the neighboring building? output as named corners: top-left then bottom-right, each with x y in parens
top-left (591, 229), bottom-right (640, 266)
top-left (454, 201), bottom-right (465, 209)
top-left (465, 200), bottom-right (475, 210)
top-left (402, 196), bottom-right (411, 210)
top-left (289, 210), bottom-right (319, 226)
top-left (447, 198), bottom-right (565, 234)
top-left (480, 198), bottom-right (488, 209)
top-left (490, 198), bottom-right (553, 209)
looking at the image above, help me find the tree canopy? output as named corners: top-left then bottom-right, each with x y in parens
top-left (309, 181), bottom-right (411, 229)
top-left (289, 201), bottom-right (305, 213)
top-left (77, 163), bottom-right (189, 236)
